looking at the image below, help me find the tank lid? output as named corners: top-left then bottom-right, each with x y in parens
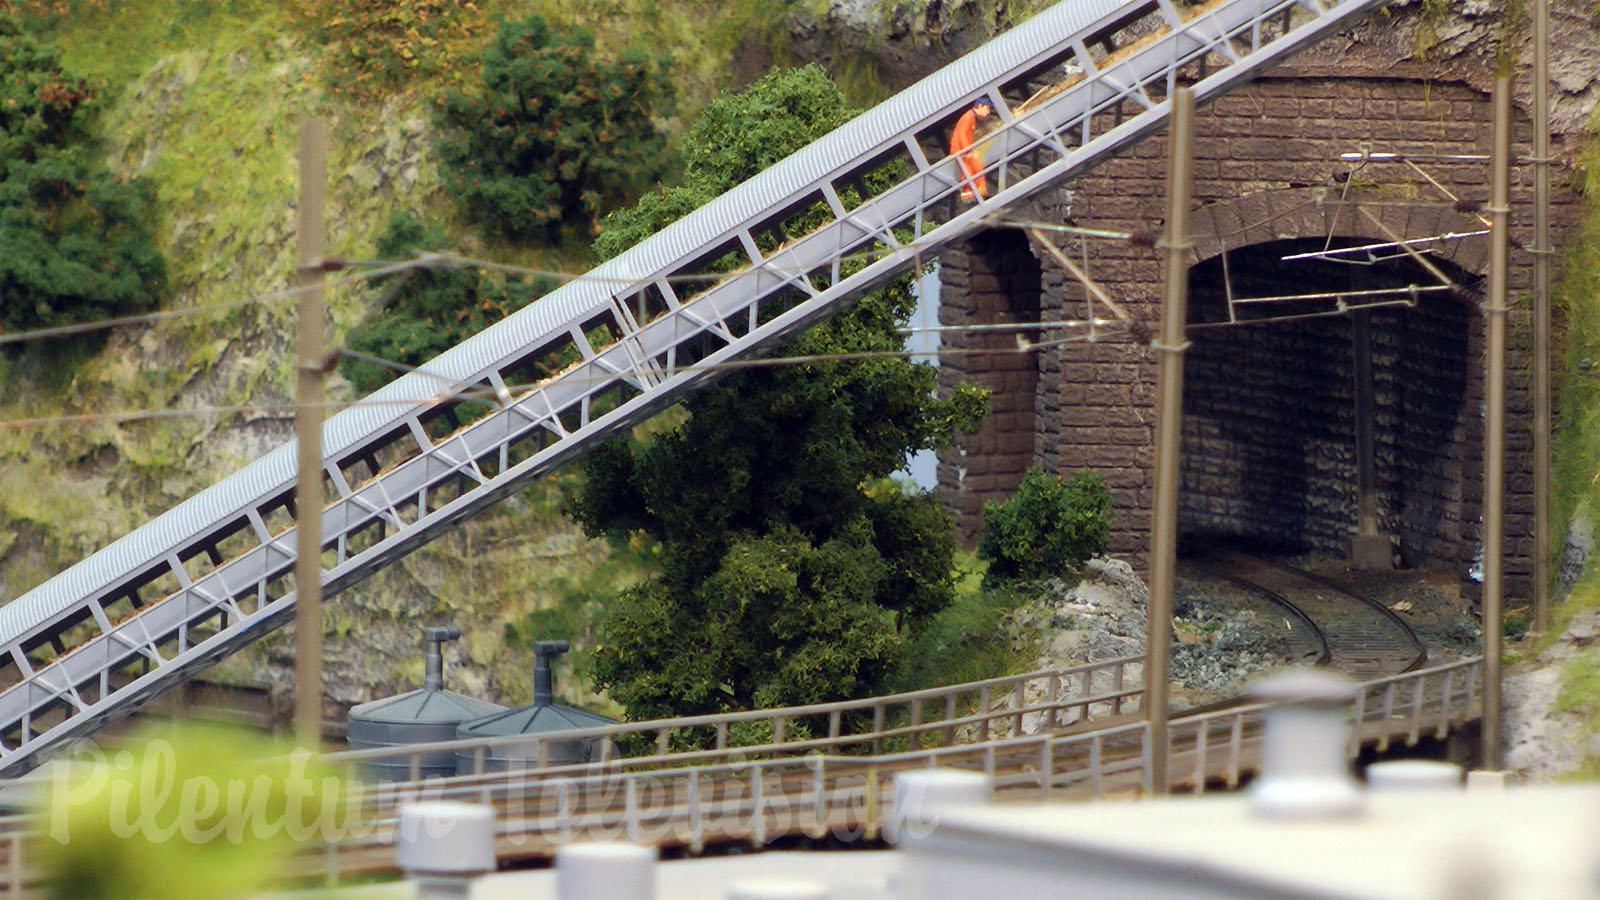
top-left (457, 701), bottom-right (615, 737)
top-left (350, 688), bottom-right (507, 725)
top-left (349, 625), bottom-right (507, 725)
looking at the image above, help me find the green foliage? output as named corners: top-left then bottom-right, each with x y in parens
top-left (679, 62), bottom-right (857, 189)
top-left (590, 184), bottom-right (714, 265)
top-left (0, 15), bottom-right (166, 336)
top-left (434, 13), bottom-right (674, 244)
top-left (594, 63), bottom-right (860, 262)
top-left (339, 213), bottom-right (556, 395)
top-left (0, 16), bottom-right (95, 161)
top-left (296, 0), bottom-right (472, 96)
top-left (893, 553), bottom-right (1038, 690)
top-left (571, 65), bottom-right (987, 720)
top-left (36, 724), bottom-right (349, 899)
top-left (978, 467), bottom-right (1113, 584)
top-left (1553, 116), bottom-right (1600, 603)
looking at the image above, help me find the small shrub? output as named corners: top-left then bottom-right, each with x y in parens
top-left (434, 13), bottom-right (674, 244)
top-left (294, 0), bottom-right (472, 97)
top-left (978, 467), bottom-right (1112, 584)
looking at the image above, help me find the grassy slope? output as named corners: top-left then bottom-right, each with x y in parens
top-left (1551, 121), bottom-right (1600, 631)
top-left (1539, 106), bottom-right (1600, 756)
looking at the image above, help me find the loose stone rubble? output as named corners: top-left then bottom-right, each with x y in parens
top-left (967, 555), bottom-right (1480, 739)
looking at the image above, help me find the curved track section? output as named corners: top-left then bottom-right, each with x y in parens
top-left (1182, 560), bottom-right (1332, 668)
top-left (1190, 549), bottom-right (1427, 680)
top-left (0, 0), bottom-right (1395, 775)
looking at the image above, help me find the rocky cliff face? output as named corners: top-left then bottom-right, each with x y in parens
top-left (1293, 0), bottom-right (1600, 139)
top-left (786, 0), bottom-right (1055, 91)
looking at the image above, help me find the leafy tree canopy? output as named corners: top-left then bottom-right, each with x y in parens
top-left (0, 14), bottom-right (166, 336)
top-left (339, 212), bottom-right (556, 395)
top-left (978, 467), bottom-right (1113, 585)
top-left (593, 63), bottom-right (855, 262)
top-left (569, 65), bottom-right (987, 721)
top-left (434, 13), bottom-right (674, 244)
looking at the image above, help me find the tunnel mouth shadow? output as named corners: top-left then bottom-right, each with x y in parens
top-left (1178, 238), bottom-right (1477, 578)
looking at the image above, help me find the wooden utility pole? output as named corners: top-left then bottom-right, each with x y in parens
top-left (1531, 0), bottom-right (1552, 638)
top-left (294, 117), bottom-right (328, 751)
top-left (1482, 75), bottom-right (1511, 771)
top-left (1146, 86), bottom-right (1194, 796)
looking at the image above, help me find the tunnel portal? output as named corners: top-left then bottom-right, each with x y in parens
top-left (1180, 238), bottom-right (1476, 573)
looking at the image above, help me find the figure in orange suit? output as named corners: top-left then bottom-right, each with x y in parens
top-left (950, 96), bottom-right (994, 200)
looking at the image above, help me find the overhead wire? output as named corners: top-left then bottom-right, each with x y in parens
top-left (0, 330), bottom-right (1118, 432)
top-left (1, 159), bottom-right (1488, 431)
top-left (0, 216), bottom-right (969, 351)
top-left (0, 211), bottom-right (1004, 430)
top-left (0, 255), bottom-right (439, 348)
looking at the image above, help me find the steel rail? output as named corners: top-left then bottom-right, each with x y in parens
top-left (1184, 559), bottom-right (1333, 667)
top-left (1236, 553), bottom-right (1428, 673)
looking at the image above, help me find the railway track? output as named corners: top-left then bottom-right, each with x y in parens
top-left (0, 556), bottom-right (1447, 891)
top-left (0, 656), bottom-right (1481, 894)
top-left (1181, 547), bottom-right (1427, 681)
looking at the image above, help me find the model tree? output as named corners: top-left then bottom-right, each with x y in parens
top-left (568, 65), bottom-right (987, 720)
top-left (434, 13), bottom-right (674, 244)
top-left (0, 14), bottom-right (166, 336)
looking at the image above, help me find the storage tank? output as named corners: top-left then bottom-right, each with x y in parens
top-left (346, 626), bottom-right (507, 781)
top-left (455, 640), bottom-right (616, 774)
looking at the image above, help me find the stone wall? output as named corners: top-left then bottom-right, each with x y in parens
top-left (937, 229), bottom-right (1042, 544)
top-left (938, 69), bottom-right (1579, 599)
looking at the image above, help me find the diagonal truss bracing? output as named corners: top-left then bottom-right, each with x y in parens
top-left (0, 0), bottom-right (1391, 775)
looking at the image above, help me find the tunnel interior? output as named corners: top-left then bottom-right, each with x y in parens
top-left (1178, 238), bottom-right (1476, 570)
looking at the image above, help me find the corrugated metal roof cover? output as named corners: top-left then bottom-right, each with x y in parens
top-left (456, 701), bottom-right (616, 736)
top-left (349, 688), bottom-right (507, 725)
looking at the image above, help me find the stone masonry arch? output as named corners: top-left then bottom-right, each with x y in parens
top-left (938, 68), bottom-right (1581, 602)
top-left (1186, 186), bottom-right (1491, 279)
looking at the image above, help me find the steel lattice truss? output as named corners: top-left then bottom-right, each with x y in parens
top-left (0, 0), bottom-right (1392, 775)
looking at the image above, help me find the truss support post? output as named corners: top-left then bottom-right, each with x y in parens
top-left (294, 117), bottom-right (328, 751)
top-left (1532, 0), bottom-right (1552, 639)
top-left (1349, 311), bottom-right (1390, 569)
top-left (1147, 87), bottom-right (1195, 797)
top-left (1482, 75), bottom-right (1511, 772)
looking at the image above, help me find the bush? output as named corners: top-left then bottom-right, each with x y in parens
top-left (0, 14), bottom-right (166, 336)
top-left (978, 468), bottom-right (1112, 584)
top-left (434, 13), bottom-right (673, 244)
top-left (36, 724), bottom-right (348, 899)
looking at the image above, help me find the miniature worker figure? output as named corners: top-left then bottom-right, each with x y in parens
top-left (950, 96), bottom-right (994, 200)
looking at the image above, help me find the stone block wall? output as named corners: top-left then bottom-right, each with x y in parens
top-left (936, 229), bottom-right (1043, 544)
top-left (937, 68), bottom-right (1579, 600)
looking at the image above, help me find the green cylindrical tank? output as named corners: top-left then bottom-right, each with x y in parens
top-left (347, 627), bottom-right (506, 781)
top-left (455, 640), bottom-right (616, 774)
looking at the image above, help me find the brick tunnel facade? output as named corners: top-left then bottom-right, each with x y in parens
top-left (936, 68), bottom-right (1578, 601)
